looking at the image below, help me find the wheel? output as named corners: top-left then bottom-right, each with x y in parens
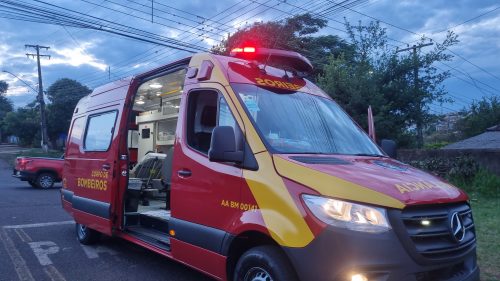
top-left (28, 180), bottom-right (37, 187)
top-left (76, 223), bottom-right (100, 245)
top-left (36, 173), bottom-right (55, 189)
top-left (233, 246), bottom-right (298, 281)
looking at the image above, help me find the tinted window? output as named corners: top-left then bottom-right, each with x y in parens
top-left (141, 128), bottom-right (150, 139)
top-left (84, 111), bottom-right (117, 151)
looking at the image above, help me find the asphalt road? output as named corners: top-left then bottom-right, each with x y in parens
top-left (0, 159), bottom-right (212, 281)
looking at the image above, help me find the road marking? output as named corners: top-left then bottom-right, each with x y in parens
top-left (43, 265), bottom-right (67, 281)
top-left (14, 229), bottom-right (33, 243)
top-left (81, 244), bottom-right (117, 259)
top-left (3, 221), bottom-right (74, 229)
top-left (0, 228), bottom-right (35, 281)
top-left (28, 241), bottom-right (60, 266)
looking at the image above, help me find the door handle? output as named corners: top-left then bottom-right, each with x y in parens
top-left (177, 169), bottom-right (192, 178)
top-left (102, 164), bottom-right (111, 171)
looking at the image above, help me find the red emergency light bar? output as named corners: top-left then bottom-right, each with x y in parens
top-left (229, 47), bottom-right (313, 73)
top-left (231, 47), bottom-right (256, 53)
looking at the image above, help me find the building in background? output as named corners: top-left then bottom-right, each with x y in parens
top-left (435, 112), bottom-right (463, 133)
top-left (444, 124), bottom-right (500, 150)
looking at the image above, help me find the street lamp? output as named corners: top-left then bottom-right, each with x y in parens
top-left (2, 70), bottom-right (49, 151)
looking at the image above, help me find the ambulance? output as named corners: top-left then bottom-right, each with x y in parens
top-left (61, 47), bottom-right (479, 281)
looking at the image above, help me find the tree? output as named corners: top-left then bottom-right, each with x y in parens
top-left (211, 13), bottom-right (351, 77)
top-left (317, 21), bottom-right (458, 148)
top-left (46, 78), bottom-right (91, 147)
top-left (2, 106), bottom-right (40, 146)
top-left (456, 96), bottom-right (500, 138)
top-left (0, 81), bottom-right (14, 142)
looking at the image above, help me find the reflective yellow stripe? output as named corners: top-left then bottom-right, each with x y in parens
top-left (243, 152), bottom-right (315, 247)
top-left (273, 156), bottom-right (405, 209)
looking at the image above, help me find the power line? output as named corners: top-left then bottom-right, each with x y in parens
top-left (72, 0), bottom-right (352, 87)
top-left (432, 5), bottom-right (500, 34)
top-left (316, 0), bottom-right (500, 88)
top-left (74, 0), bottom-right (260, 86)
top-left (0, 0), bottom-right (208, 52)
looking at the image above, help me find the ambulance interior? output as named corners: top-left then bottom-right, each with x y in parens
top-left (123, 68), bottom-right (187, 246)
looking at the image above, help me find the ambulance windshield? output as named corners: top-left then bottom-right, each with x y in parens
top-left (233, 83), bottom-right (383, 155)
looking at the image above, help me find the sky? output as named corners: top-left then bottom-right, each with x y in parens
top-left (0, 0), bottom-right (499, 114)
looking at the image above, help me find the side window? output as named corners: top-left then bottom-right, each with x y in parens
top-left (187, 90), bottom-right (244, 155)
top-left (218, 97), bottom-right (236, 128)
top-left (218, 97), bottom-right (244, 151)
top-left (187, 91), bottom-right (218, 154)
top-left (84, 111), bottom-right (118, 151)
top-left (69, 117), bottom-right (85, 144)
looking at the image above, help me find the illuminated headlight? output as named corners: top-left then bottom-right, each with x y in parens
top-left (302, 195), bottom-right (391, 233)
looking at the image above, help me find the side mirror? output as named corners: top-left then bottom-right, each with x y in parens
top-left (380, 139), bottom-right (397, 159)
top-left (209, 126), bottom-right (244, 163)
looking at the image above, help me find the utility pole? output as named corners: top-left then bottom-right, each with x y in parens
top-left (25, 44), bottom-right (51, 152)
top-left (396, 42), bottom-right (433, 148)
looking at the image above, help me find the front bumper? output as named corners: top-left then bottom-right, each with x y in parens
top-left (12, 169), bottom-right (36, 181)
top-left (284, 225), bottom-right (479, 281)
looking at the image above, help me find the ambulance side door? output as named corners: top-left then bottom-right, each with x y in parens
top-left (170, 84), bottom-right (251, 248)
top-left (71, 105), bottom-right (122, 235)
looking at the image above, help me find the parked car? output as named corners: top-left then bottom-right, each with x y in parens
top-left (12, 155), bottom-right (64, 189)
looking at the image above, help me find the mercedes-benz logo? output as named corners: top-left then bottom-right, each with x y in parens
top-left (450, 212), bottom-right (466, 243)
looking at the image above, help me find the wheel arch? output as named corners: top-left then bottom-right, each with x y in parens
top-left (36, 169), bottom-right (61, 181)
top-left (225, 230), bottom-right (297, 281)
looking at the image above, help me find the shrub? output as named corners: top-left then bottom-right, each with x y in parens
top-left (409, 155), bottom-right (478, 179)
top-left (409, 156), bottom-right (500, 197)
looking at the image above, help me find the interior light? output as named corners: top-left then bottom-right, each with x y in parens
top-left (149, 83), bottom-right (162, 89)
top-left (135, 100), bottom-right (145, 105)
top-left (421, 220), bottom-right (431, 226)
top-left (351, 273), bottom-right (368, 281)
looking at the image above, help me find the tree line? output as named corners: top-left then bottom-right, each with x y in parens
top-left (0, 79), bottom-right (90, 147)
top-left (0, 14), bottom-right (499, 148)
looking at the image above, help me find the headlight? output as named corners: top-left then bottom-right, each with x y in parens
top-left (302, 194), bottom-right (391, 233)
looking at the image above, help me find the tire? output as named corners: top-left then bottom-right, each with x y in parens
top-left (76, 223), bottom-right (100, 245)
top-left (28, 180), bottom-right (37, 188)
top-left (233, 246), bottom-right (298, 281)
top-left (36, 173), bottom-right (55, 189)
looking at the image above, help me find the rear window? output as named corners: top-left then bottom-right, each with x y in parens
top-left (84, 111), bottom-right (117, 151)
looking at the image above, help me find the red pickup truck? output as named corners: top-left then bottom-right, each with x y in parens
top-left (12, 156), bottom-right (64, 189)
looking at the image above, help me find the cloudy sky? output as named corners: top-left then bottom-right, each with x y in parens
top-left (0, 0), bottom-right (499, 114)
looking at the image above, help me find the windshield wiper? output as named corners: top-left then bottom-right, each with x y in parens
top-left (353, 153), bottom-right (387, 158)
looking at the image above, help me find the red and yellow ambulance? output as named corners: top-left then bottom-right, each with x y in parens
top-left (61, 47), bottom-right (479, 281)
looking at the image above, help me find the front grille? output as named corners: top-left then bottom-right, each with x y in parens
top-left (400, 202), bottom-right (476, 260)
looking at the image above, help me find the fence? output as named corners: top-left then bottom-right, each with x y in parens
top-left (397, 149), bottom-right (500, 176)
